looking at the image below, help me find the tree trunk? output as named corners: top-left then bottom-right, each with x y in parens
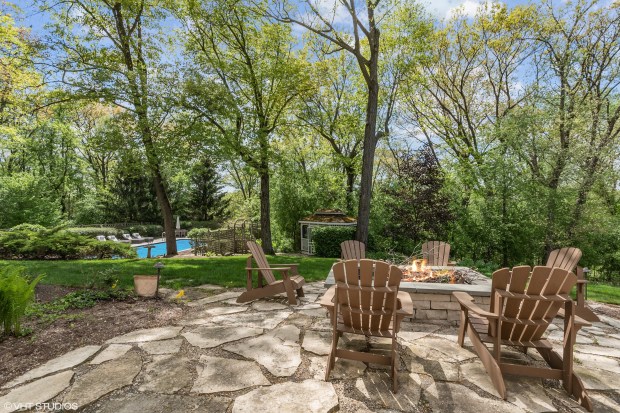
top-left (259, 168), bottom-right (274, 254)
top-left (345, 167), bottom-right (355, 214)
top-left (140, 127), bottom-right (177, 256)
top-left (355, 70), bottom-right (380, 246)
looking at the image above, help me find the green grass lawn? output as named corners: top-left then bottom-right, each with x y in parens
top-left (581, 283), bottom-right (620, 306)
top-left (0, 255), bottom-right (337, 290)
top-left (3, 256), bottom-right (620, 305)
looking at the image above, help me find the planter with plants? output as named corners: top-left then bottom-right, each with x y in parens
top-left (133, 262), bottom-right (165, 298)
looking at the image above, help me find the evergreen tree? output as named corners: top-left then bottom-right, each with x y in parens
top-left (187, 157), bottom-right (230, 221)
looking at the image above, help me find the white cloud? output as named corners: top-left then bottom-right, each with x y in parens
top-left (423, 0), bottom-right (497, 21)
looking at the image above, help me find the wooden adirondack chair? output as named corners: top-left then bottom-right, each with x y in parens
top-left (236, 241), bottom-right (305, 305)
top-left (546, 247), bottom-right (582, 271)
top-left (340, 240), bottom-right (366, 260)
top-left (320, 259), bottom-right (413, 392)
top-left (453, 266), bottom-right (592, 411)
top-left (421, 241), bottom-right (451, 266)
top-left (546, 247), bottom-right (599, 322)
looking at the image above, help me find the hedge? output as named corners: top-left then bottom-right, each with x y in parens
top-left (311, 226), bottom-right (356, 258)
top-left (0, 225), bottom-right (136, 260)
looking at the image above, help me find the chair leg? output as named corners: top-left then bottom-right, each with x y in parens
top-left (457, 309), bottom-right (467, 347)
top-left (284, 279), bottom-right (296, 305)
top-left (325, 333), bottom-right (339, 381)
top-left (391, 336), bottom-right (398, 393)
top-left (297, 287), bottom-right (305, 297)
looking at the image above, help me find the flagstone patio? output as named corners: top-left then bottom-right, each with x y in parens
top-left (1, 282), bottom-right (619, 413)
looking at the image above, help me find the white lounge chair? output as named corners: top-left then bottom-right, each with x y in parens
top-left (96, 235), bottom-right (107, 242)
top-left (132, 233), bottom-right (144, 241)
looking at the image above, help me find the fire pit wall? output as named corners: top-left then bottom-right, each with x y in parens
top-left (325, 266), bottom-right (492, 326)
top-left (402, 266), bottom-right (492, 325)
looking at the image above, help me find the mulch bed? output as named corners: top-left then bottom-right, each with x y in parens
top-left (0, 288), bottom-right (186, 387)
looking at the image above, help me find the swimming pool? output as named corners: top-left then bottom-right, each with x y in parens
top-left (135, 239), bottom-right (192, 258)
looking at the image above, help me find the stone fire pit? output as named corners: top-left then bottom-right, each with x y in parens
top-left (324, 265), bottom-right (491, 325)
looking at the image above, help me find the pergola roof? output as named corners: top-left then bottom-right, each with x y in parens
top-left (300, 209), bottom-right (357, 224)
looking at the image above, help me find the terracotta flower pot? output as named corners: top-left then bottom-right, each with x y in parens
top-left (134, 275), bottom-right (159, 297)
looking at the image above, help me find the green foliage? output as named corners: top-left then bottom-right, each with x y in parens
top-left (0, 174), bottom-right (62, 229)
top-left (26, 289), bottom-right (134, 324)
top-left (311, 226), bottom-right (356, 258)
top-left (181, 221), bottom-right (222, 231)
top-left (187, 228), bottom-right (212, 238)
top-left (185, 157), bottom-right (230, 221)
top-left (0, 266), bottom-right (43, 335)
top-left (379, 145), bottom-right (453, 254)
top-left (68, 227), bottom-right (120, 237)
top-left (126, 224), bottom-right (163, 238)
top-left (0, 226), bottom-right (136, 260)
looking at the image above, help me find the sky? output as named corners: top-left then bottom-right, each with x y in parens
top-left (14, 0), bottom-right (531, 36)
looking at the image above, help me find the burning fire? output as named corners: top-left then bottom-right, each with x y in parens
top-left (402, 257), bottom-right (458, 283)
top-left (410, 258), bottom-right (432, 278)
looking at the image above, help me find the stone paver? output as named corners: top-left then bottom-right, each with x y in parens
top-left (251, 301), bottom-right (289, 311)
top-left (3, 345), bottom-right (100, 388)
top-left (460, 361), bottom-right (501, 397)
top-left (192, 355), bottom-right (269, 394)
top-left (355, 372), bottom-right (425, 411)
top-left (505, 377), bottom-right (557, 413)
top-left (182, 326), bottom-right (263, 349)
top-left (232, 380), bottom-right (338, 413)
top-left (90, 344), bottom-right (132, 365)
top-left (5, 281), bottom-right (620, 413)
top-left (302, 330), bottom-right (332, 355)
top-left (309, 356), bottom-right (366, 380)
top-left (82, 394), bottom-right (231, 413)
top-left (226, 333), bottom-right (302, 377)
top-left (187, 291), bottom-right (240, 306)
top-left (63, 351), bottom-right (143, 408)
top-left (426, 382), bottom-right (526, 413)
top-left (199, 306), bottom-right (248, 316)
top-left (574, 352), bottom-right (620, 374)
top-left (0, 371), bottom-right (74, 413)
top-left (209, 310), bottom-right (292, 329)
top-left (406, 356), bottom-right (460, 382)
top-left (138, 339), bottom-right (183, 355)
top-left (574, 366), bottom-right (620, 390)
top-left (138, 355), bottom-right (194, 394)
top-left (107, 326), bottom-right (182, 344)
top-left (266, 324), bottom-right (300, 343)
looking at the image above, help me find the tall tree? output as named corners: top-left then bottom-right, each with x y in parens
top-left (179, 0), bottom-right (307, 254)
top-left (266, 0), bottom-right (429, 245)
top-left (296, 48), bottom-right (364, 213)
top-left (186, 156), bottom-right (230, 221)
top-left (43, 0), bottom-right (179, 254)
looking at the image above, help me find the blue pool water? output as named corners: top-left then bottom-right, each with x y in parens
top-left (135, 239), bottom-right (192, 258)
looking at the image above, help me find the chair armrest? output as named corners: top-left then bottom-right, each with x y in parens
top-left (396, 291), bottom-right (414, 316)
top-left (556, 308), bottom-right (592, 328)
top-left (452, 291), bottom-right (498, 319)
top-left (245, 267), bottom-right (292, 271)
top-left (319, 286), bottom-right (336, 308)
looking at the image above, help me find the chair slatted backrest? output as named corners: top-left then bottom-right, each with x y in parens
top-left (247, 241), bottom-right (276, 285)
top-left (489, 266), bottom-right (577, 343)
top-left (546, 247), bottom-right (582, 272)
top-left (340, 240), bottom-right (366, 260)
top-left (333, 259), bottom-right (402, 333)
top-left (422, 241), bottom-right (451, 266)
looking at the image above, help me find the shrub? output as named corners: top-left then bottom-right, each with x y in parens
top-left (183, 220), bottom-right (222, 231)
top-left (0, 226), bottom-right (136, 260)
top-left (0, 266), bottom-right (43, 335)
top-left (126, 224), bottom-right (163, 237)
top-left (311, 226), bottom-right (356, 258)
top-left (187, 228), bottom-right (212, 238)
top-left (68, 227), bottom-right (120, 237)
